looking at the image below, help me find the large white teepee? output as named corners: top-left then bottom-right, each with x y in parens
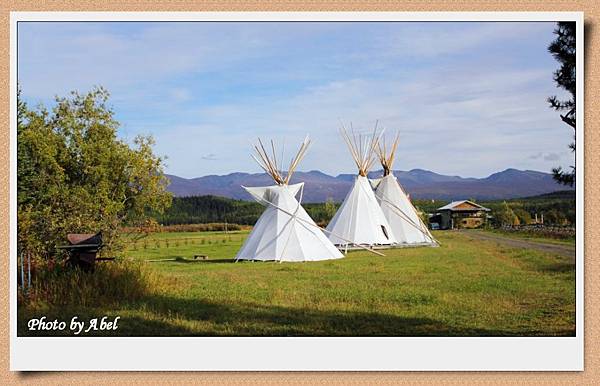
top-left (326, 124), bottom-right (397, 246)
top-left (372, 133), bottom-right (437, 246)
top-left (235, 137), bottom-right (343, 262)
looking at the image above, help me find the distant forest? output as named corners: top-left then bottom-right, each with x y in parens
top-left (154, 190), bottom-right (576, 227)
top-left (153, 195), bottom-right (341, 227)
top-left (154, 195), bottom-right (263, 225)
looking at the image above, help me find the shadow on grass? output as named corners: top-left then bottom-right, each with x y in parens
top-left (538, 262), bottom-right (576, 274)
top-left (196, 258), bottom-right (236, 264)
top-left (105, 294), bottom-right (574, 337)
top-left (17, 308), bottom-right (196, 337)
top-left (18, 293), bottom-right (576, 337)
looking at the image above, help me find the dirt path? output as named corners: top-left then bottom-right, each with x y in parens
top-left (459, 230), bottom-right (576, 260)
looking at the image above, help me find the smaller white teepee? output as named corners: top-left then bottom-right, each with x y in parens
top-left (235, 137), bottom-right (344, 262)
top-left (372, 133), bottom-right (437, 246)
top-left (326, 123), bottom-right (397, 247)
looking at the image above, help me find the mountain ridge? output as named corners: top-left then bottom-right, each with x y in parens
top-left (165, 168), bottom-right (574, 202)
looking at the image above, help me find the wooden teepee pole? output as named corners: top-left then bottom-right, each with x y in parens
top-left (251, 136), bottom-right (312, 185)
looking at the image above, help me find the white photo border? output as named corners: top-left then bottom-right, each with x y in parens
top-left (9, 11), bottom-right (584, 371)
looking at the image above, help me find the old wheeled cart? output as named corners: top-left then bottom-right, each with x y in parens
top-left (56, 232), bottom-right (114, 271)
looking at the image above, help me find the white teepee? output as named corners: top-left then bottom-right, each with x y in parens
top-left (235, 137), bottom-right (344, 262)
top-left (372, 133), bottom-right (437, 246)
top-left (325, 124), bottom-right (397, 246)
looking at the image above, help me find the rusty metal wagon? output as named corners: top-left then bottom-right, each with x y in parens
top-left (56, 232), bottom-right (114, 271)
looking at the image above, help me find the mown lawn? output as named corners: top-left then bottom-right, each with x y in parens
top-left (18, 230), bottom-right (575, 337)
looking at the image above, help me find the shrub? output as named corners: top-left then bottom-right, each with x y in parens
top-left (544, 209), bottom-right (568, 225)
top-left (19, 259), bottom-right (160, 310)
top-left (17, 88), bottom-right (171, 259)
top-left (157, 223), bottom-right (245, 233)
top-left (513, 209), bottom-right (532, 225)
top-left (493, 201), bottom-right (519, 227)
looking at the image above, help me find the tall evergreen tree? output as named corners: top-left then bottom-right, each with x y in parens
top-left (547, 22), bottom-right (576, 186)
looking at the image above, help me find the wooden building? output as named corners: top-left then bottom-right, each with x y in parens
top-left (431, 200), bottom-right (491, 230)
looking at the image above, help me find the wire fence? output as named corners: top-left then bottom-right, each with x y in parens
top-left (126, 235), bottom-right (247, 251)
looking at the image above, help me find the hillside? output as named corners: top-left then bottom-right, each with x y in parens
top-left (166, 168), bottom-right (573, 202)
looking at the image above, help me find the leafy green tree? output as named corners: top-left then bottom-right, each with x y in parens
top-left (324, 197), bottom-right (337, 221)
top-left (544, 209), bottom-right (567, 225)
top-left (18, 87), bottom-right (172, 257)
top-left (513, 208), bottom-right (532, 225)
top-left (415, 206), bottom-right (430, 228)
top-left (493, 201), bottom-right (519, 227)
top-left (547, 22), bottom-right (576, 186)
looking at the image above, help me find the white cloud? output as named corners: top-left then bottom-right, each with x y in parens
top-left (382, 22), bottom-right (551, 58)
top-left (150, 63), bottom-right (570, 178)
top-left (17, 21), bottom-right (571, 178)
top-left (17, 22), bottom-right (343, 100)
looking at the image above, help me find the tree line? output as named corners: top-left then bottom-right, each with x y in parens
top-left (153, 195), bottom-right (263, 225)
top-left (157, 191), bottom-right (575, 228)
top-left (154, 196), bottom-right (340, 227)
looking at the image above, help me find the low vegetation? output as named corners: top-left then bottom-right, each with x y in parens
top-left (148, 223), bottom-right (247, 233)
top-left (489, 227), bottom-right (575, 244)
top-left (19, 259), bottom-right (161, 311)
top-left (18, 230), bottom-right (575, 337)
top-left (483, 190), bottom-right (576, 226)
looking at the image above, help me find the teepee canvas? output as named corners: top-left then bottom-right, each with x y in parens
top-left (325, 125), bottom-right (397, 247)
top-left (372, 133), bottom-right (437, 246)
top-left (235, 137), bottom-right (343, 262)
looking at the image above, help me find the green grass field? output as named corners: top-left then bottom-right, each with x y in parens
top-left (18, 230), bottom-right (575, 337)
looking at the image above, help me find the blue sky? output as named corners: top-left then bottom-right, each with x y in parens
top-left (17, 21), bottom-right (572, 178)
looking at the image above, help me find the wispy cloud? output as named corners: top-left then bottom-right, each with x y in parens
top-left (381, 22), bottom-right (552, 58)
top-left (201, 153), bottom-right (218, 161)
top-left (529, 152), bottom-right (562, 162)
top-left (18, 21), bottom-right (571, 178)
top-left (544, 152), bottom-right (561, 161)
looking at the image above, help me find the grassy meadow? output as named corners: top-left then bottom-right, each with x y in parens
top-left (18, 229), bottom-right (575, 337)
